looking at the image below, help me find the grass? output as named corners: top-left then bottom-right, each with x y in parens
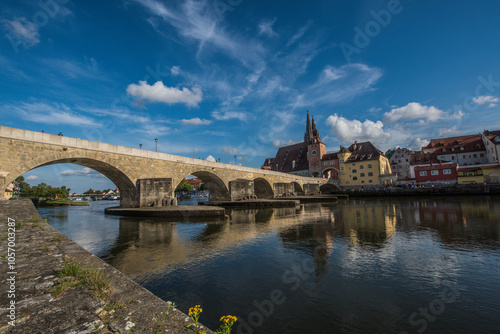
top-left (51, 236), bottom-right (62, 242)
top-left (52, 257), bottom-right (111, 299)
top-left (40, 199), bottom-right (90, 206)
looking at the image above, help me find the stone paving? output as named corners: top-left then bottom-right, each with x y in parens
top-left (0, 200), bottom-right (212, 334)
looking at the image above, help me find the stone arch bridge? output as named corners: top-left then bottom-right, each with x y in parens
top-left (0, 126), bottom-right (331, 207)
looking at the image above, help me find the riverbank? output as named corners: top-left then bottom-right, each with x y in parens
top-left (339, 183), bottom-right (500, 197)
top-left (0, 199), bottom-right (212, 334)
top-left (27, 198), bottom-right (90, 207)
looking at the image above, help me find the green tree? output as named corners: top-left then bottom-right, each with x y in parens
top-left (15, 176), bottom-right (31, 198)
top-left (198, 182), bottom-right (207, 191)
top-left (175, 179), bottom-right (194, 192)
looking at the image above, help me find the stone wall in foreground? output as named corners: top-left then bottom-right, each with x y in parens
top-left (0, 200), bottom-right (212, 334)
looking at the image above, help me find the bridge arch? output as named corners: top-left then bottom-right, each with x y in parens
top-left (319, 183), bottom-right (339, 194)
top-left (254, 178), bottom-right (274, 199)
top-left (6, 154), bottom-right (138, 208)
top-left (180, 170), bottom-right (230, 201)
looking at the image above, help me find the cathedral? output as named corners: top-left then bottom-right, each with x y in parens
top-left (262, 111), bottom-right (327, 177)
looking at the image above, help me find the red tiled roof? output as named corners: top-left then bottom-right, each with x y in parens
top-left (427, 134), bottom-right (485, 154)
top-left (415, 163), bottom-right (457, 171)
top-left (266, 141), bottom-right (309, 173)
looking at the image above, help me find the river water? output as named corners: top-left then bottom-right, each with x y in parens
top-left (38, 196), bottom-right (500, 334)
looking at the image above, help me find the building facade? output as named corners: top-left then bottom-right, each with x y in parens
top-left (337, 141), bottom-right (394, 187)
top-left (388, 148), bottom-right (412, 181)
top-left (422, 134), bottom-right (488, 166)
top-left (414, 162), bottom-right (458, 184)
top-left (481, 130), bottom-right (500, 164)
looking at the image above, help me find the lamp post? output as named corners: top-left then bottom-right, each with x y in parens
top-left (155, 138), bottom-right (158, 152)
top-left (139, 144), bottom-right (142, 149)
top-left (234, 155), bottom-right (237, 165)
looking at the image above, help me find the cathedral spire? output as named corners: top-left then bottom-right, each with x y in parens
top-left (312, 116), bottom-right (319, 138)
top-left (304, 110), bottom-right (313, 143)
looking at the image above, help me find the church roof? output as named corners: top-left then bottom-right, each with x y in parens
top-left (266, 141), bottom-right (309, 173)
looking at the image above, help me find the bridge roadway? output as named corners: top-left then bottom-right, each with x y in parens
top-left (0, 126), bottom-right (332, 207)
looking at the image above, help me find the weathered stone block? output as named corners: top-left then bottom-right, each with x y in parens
top-left (137, 178), bottom-right (174, 207)
top-left (229, 179), bottom-right (255, 201)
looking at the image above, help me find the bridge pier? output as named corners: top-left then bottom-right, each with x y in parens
top-left (229, 179), bottom-right (257, 201)
top-left (274, 183), bottom-right (294, 198)
top-left (137, 178), bottom-right (175, 208)
top-left (303, 183), bottom-right (321, 196)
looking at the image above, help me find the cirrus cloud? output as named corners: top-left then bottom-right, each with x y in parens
top-left (126, 80), bottom-right (203, 107)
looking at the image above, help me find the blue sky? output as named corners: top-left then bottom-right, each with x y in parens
top-left (2, 0), bottom-right (500, 192)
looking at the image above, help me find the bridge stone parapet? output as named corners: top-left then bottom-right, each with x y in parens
top-left (0, 126), bottom-right (332, 207)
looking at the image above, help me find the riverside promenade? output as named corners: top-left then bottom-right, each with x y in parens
top-left (0, 200), bottom-right (212, 334)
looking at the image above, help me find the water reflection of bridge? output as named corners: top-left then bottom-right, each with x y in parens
top-left (100, 197), bottom-right (500, 279)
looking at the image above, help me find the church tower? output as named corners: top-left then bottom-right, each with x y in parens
top-left (304, 110), bottom-right (314, 143)
top-left (307, 114), bottom-right (326, 177)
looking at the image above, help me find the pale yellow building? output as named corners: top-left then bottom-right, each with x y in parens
top-left (337, 141), bottom-right (395, 187)
top-left (3, 183), bottom-right (14, 199)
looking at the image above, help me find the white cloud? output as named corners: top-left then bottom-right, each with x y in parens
top-left (437, 126), bottom-right (462, 137)
top-left (408, 138), bottom-right (430, 151)
top-left (170, 65), bottom-right (180, 76)
top-left (6, 102), bottom-right (99, 127)
top-left (205, 155), bottom-right (216, 162)
top-left (61, 167), bottom-right (105, 177)
top-left (221, 147), bottom-right (239, 155)
top-left (367, 107), bottom-right (382, 113)
top-left (211, 110), bottom-right (247, 121)
top-left (383, 102), bottom-right (464, 125)
top-left (273, 140), bottom-right (281, 147)
top-left (2, 17), bottom-right (40, 48)
top-left (127, 81), bottom-right (203, 107)
top-left (26, 175), bottom-right (39, 181)
top-left (326, 114), bottom-right (390, 144)
top-left (258, 18), bottom-right (278, 37)
top-left (180, 118), bottom-right (212, 125)
top-left (472, 95), bottom-right (499, 107)
top-left (193, 148), bottom-right (200, 153)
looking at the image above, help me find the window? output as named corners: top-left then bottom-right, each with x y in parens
top-left (360, 173), bottom-right (365, 177)
top-left (443, 169), bottom-right (451, 174)
top-left (361, 181), bottom-right (365, 184)
top-left (353, 177), bottom-right (358, 180)
top-left (460, 147), bottom-right (464, 150)
top-left (452, 156), bottom-right (455, 160)
top-left (368, 172), bottom-right (373, 176)
top-left (369, 180), bottom-right (372, 183)
top-left (367, 164), bottom-right (372, 168)
top-left (340, 160), bottom-right (344, 163)
top-left (420, 171), bottom-right (427, 176)
top-left (473, 154), bottom-right (477, 158)
top-left (341, 167), bottom-right (344, 171)
top-left (431, 170), bottom-right (439, 175)
top-left (463, 155), bottom-right (466, 159)
top-left (360, 165), bottom-right (364, 169)
top-left (480, 153), bottom-right (484, 158)
top-left (352, 169), bottom-right (357, 173)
